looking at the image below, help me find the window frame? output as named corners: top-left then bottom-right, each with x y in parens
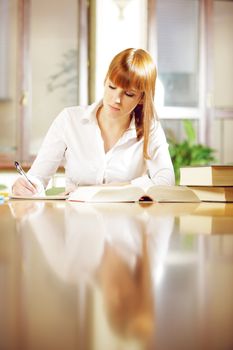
top-left (147, 0), bottom-right (212, 145)
top-left (0, 0), bottom-right (89, 168)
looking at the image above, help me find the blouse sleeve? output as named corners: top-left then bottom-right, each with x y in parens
top-left (27, 109), bottom-right (67, 188)
top-left (131, 121), bottom-right (175, 187)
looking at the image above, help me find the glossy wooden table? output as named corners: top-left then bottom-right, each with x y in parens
top-left (0, 200), bottom-right (233, 350)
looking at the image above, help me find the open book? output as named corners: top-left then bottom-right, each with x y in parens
top-left (67, 185), bottom-right (201, 203)
top-left (10, 187), bottom-right (68, 200)
top-left (10, 194), bottom-right (69, 200)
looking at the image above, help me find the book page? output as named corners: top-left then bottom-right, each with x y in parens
top-left (10, 193), bottom-right (69, 200)
top-left (68, 185), bottom-right (145, 202)
top-left (146, 185), bottom-right (201, 203)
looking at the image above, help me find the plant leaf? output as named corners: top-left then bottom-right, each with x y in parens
top-left (183, 120), bottom-right (196, 145)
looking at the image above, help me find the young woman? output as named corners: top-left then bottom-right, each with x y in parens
top-left (12, 48), bottom-right (175, 196)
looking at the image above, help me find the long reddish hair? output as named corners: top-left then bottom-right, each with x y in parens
top-left (104, 48), bottom-right (157, 159)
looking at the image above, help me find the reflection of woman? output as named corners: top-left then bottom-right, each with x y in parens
top-left (97, 232), bottom-right (154, 341)
top-left (11, 202), bottom-right (173, 345)
top-left (10, 202), bottom-right (174, 287)
top-left (12, 48), bottom-right (174, 196)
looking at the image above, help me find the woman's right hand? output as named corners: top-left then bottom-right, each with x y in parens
top-left (12, 176), bottom-right (38, 196)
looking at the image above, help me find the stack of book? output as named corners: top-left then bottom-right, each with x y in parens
top-left (179, 165), bottom-right (233, 202)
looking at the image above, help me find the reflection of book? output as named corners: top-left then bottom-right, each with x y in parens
top-left (146, 202), bottom-right (200, 216)
top-left (179, 202), bottom-right (233, 234)
top-left (179, 215), bottom-right (233, 234)
top-left (180, 165), bottom-right (233, 186)
top-left (190, 186), bottom-right (233, 202)
top-left (193, 202), bottom-right (233, 216)
top-left (68, 185), bottom-right (200, 203)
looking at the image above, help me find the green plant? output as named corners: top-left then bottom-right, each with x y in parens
top-left (168, 120), bottom-right (217, 183)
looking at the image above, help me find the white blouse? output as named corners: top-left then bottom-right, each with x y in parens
top-left (28, 100), bottom-right (175, 191)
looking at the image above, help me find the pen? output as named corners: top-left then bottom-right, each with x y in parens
top-left (14, 161), bottom-right (36, 188)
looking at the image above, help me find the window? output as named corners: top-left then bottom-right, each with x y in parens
top-left (0, 0), bottom-right (18, 160)
top-left (146, 0), bottom-right (204, 157)
top-left (1, 0), bottom-right (233, 167)
top-left (0, 0), bottom-right (81, 166)
top-left (90, 0), bottom-right (148, 102)
top-left (0, 0), bottom-right (10, 100)
top-left (156, 0), bottom-right (200, 108)
top-left (148, 0), bottom-right (202, 121)
top-left (29, 0), bottom-right (79, 156)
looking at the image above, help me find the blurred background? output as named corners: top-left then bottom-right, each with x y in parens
top-left (0, 0), bottom-right (233, 189)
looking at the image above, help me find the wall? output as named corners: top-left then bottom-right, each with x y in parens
top-left (30, 0), bottom-right (78, 154)
top-left (210, 0), bottom-right (233, 164)
top-left (0, 0), bottom-right (18, 156)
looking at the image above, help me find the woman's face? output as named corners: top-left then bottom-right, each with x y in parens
top-left (102, 78), bottom-right (143, 120)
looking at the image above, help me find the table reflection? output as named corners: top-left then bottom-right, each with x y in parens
top-left (179, 202), bottom-right (233, 234)
top-left (5, 201), bottom-right (175, 350)
top-left (1, 200), bottom-right (233, 350)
